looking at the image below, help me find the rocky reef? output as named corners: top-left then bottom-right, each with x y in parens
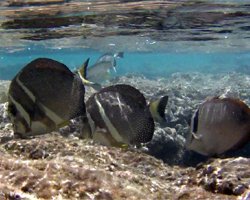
top-left (110, 72), bottom-right (250, 165)
top-left (0, 72), bottom-right (250, 199)
top-left (0, 133), bottom-right (249, 199)
top-left (0, 80), bottom-right (10, 104)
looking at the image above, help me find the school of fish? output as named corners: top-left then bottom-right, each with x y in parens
top-left (7, 54), bottom-right (250, 157)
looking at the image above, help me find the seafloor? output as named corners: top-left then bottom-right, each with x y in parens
top-left (0, 72), bottom-right (250, 200)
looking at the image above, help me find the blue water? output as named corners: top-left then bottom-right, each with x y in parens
top-left (0, 0), bottom-right (250, 80)
top-left (1, 47), bottom-right (249, 80)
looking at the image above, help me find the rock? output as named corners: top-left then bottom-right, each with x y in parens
top-left (0, 72), bottom-right (249, 199)
top-left (112, 73), bottom-right (250, 165)
top-left (197, 157), bottom-right (250, 196)
top-left (0, 103), bottom-right (9, 123)
top-left (0, 103), bottom-right (12, 141)
top-left (146, 126), bottom-right (186, 165)
top-left (1, 72), bottom-right (250, 165)
top-left (0, 80), bottom-right (10, 103)
top-left (239, 189), bottom-right (250, 200)
top-left (0, 133), bottom-right (244, 199)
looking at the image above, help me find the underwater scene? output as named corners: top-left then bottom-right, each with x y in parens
top-left (0, 0), bottom-right (250, 199)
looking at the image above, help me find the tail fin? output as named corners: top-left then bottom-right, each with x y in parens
top-left (77, 58), bottom-right (102, 91)
top-left (114, 52), bottom-right (124, 58)
top-left (149, 96), bottom-right (168, 123)
top-left (112, 52), bottom-right (123, 71)
top-left (112, 59), bottom-right (117, 72)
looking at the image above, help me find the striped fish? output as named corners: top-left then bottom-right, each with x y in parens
top-left (82, 84), bottom-right (168, 147)
top-left (186, 97), bottom-right (250, 156)
top-left (8, 58), bottom-right (86, 138)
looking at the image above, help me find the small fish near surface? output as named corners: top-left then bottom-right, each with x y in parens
top-left (81, 84), bottom-right (168, 147)
top-left (186, 96), bottom-right (250, 156)
top-left (8, 58), bottom-right (86, 138)
top-left (80, 52), bottom-right (123, 84)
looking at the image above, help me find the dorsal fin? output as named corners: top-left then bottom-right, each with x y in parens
top-left (77, 58), bottom-right (102, 91)
top-left (78, 58), bottom-right (90, 80)
top-left (78, 58), bottom-right (92, 84)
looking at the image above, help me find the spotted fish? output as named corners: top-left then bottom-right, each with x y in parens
top-left (82, 84), bottom-right (168, 147)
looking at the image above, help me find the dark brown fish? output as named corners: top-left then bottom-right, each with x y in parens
top-left (83, 84), bottom-right (168, 146)
top-left (8, 58), bottom-right (86, 138)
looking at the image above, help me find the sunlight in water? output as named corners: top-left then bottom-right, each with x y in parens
top-left (0, 1), bottom-right (250, 199)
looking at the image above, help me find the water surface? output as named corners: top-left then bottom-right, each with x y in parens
top-left (0, 0), bottom-right (250, 79)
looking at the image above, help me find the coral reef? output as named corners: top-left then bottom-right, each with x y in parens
top-left (0, 72), bottom-right (249, 199)
top-left (197, 157), bottom-right (250, 196)
top-left (0, 133), bottom-right (249, 199)
top-left (0, 81), bottom-right (10, 103)
top-left (110, 72), bottom-right (250, 165)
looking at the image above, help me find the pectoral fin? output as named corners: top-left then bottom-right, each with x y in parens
top-left (191, 131), bottom-right (202, 140)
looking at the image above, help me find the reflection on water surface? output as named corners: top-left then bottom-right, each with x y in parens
top-left (0, 0), bottom-right (250, 52)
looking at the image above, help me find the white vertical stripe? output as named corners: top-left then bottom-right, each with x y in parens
top-left (87, 112), bottom-right (95, 134)
top-left (9, 95), bottom-right (31, 126)
top-left (37, 102), bottom-right (64, 125)
top-left (16, 75), bottom-right (36, 102)
top-left (16, 74), bottom-right (65, 125)
top-left (95, 95), bottom-right (124, 143)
